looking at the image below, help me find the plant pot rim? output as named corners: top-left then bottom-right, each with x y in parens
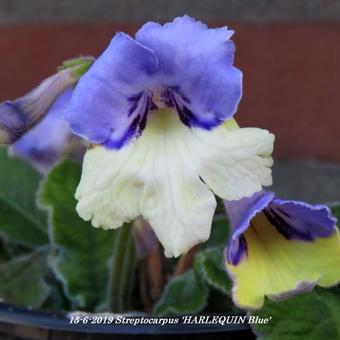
top-left (0, 302), bottom-right (252, 335)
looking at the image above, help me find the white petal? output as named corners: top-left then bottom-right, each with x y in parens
top-left (191, 123), bottom-right (274, 201)
top-left (75, 142), bottom-right (142, 229)
top-left (138, 111), bottom-right (217, 257)
top-left (75, 108), bottom-right (274, 257)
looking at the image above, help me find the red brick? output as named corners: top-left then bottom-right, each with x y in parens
top-left (0, 23), bottom-right (339, 160)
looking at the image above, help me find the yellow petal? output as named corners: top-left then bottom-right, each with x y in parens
top-left (226, 213), bottom-right (340, 309)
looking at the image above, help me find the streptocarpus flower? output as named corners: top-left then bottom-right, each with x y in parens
top-left (0, 57), bottom-right (93, 171)
top-left (1, 67), bottom-right (75, 144)
top-left (9, 88), bottom-right (84, 172)
top-left (224, 191), bottom-right (340, 309)
top-left (66, 16), bottom-right (275, 257)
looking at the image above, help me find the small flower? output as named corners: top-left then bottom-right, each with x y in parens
top-left (0, 57), bottom-right (94, 171)
top-left (0, 68), bottom-right (76, 144)
top-left (9, 88), bottom-right (84, 172)
top-left (66, 16), bottom-right (275, 257)
top-left (224, 191), bottom-right (340, 309)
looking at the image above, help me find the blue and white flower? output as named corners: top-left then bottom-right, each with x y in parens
top-left (66, 16), bottom-right (275, 257)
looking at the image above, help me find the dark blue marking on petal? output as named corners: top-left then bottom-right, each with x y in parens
top-left (104, 93), bottom-right (152, 149)
top-left (224, 192), bottom-right (275, 266)
top-left (160, 88), bottom-right (174, 108)
top-left (128, 91), bottom-right (144, 116)
top-left (263, 200), bottom-right (336, 242)
top-left (229, 234), bottom-right (248, 266)
top-left (128, 92), bottom-right (144, 102)
top-left (263, 209), bottom-right (314, 241)
top-left (168, 89), bottom-right (195, 126)
top-left (138, 99), bottom-right (152, 131)
top-left (170, 86), bottom-right (191, 104)
top-left (177, 105), bottom-right (196, 126)
top-left (169, 87), bottom-right (224, 130)
top-left (148, 100), bottom-right (158, 111)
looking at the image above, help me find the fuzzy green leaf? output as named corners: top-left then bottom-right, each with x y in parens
top-left (39, 161), bottom-right (117, 311)
top-left (0, 248), bottom-right (50, 307)
top-left (153, 268), bottom-right (209, 316)
top-left (251, 288), bottom-right (340, 340)
top-left (41, 279), bottom-right (71, 312)
top-left (107, 224), bottom-right (136, 313)
top-left (195, 247), bottom-right (231, 295)
top-left (203, 214), bottom-right (229, 249)
top-left (0, 147), bottom-right (48, 247)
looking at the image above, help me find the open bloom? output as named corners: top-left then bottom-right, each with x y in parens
top-left (66, 16), bottom-right (274, 257)
top-left (0, 57), bottom-right (93, 171)
top-left (224, 191), bottom-right (340, 309)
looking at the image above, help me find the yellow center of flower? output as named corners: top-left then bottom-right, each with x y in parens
top-left (226, 213), bottom-right (340, 309)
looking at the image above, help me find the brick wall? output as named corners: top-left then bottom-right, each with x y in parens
top-left (0, 1), bottom-right (340, 161)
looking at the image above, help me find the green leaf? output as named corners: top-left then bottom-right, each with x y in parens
top-left (107, 224), bottom-right (136, 313)
top-left (0, 248), bottom-right (50, 307)
top-left (205, 288), bottom-right (242, 314)
top-left (41, 279), bottom-right (71, 312)
top-left (195, 247), bottom-right (231, 295)
top-left (203, 214), bottom-right (229, 249)
top-left (251, 288), bottom-right (340, 340)
top-left (0, 147), bottom-right (48, 247)
top-left (39, 160), bottom-right (117, 311)
top-left (0, 237), bottom-right (11, 261)
top-left (153, 268), bottom-right (209, 316)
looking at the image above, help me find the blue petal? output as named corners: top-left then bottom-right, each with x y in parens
top-left (224, 192), bottom-right (338, 266)
top-left (0, 68), bottom-right (77, 144)
top-left (136, 15), bottom-right (242, 129)
top-left (224, 191), bottom-right (274, 265)
top-left (66, 32), bottom-right (159, 148)
top-left (266, 199), bottom-right (336, 241)
top-left (9, 88), bottom-right (76, 171)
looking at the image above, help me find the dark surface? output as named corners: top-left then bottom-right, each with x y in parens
top-left (272, 159), bottom-right (340, 203)
top-left (0, 302), bottom-right (254, 340)
top-left (0, 0), bottom-right (340, 24)
top-left (0, 326), bottom-right (255, 340)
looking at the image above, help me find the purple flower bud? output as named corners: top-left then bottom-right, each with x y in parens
top-left (0, 56), bottom-right (94, 144)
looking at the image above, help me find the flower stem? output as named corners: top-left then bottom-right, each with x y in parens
top-left (174, 245), bottom-right (198, 277)
top-left (108, 223), bottom-right (136, 312)
top-left (118, 229), bottom-right (136, 311)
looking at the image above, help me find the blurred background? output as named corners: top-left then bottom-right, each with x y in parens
top-left (0, 0), bottom-right (339, 201)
